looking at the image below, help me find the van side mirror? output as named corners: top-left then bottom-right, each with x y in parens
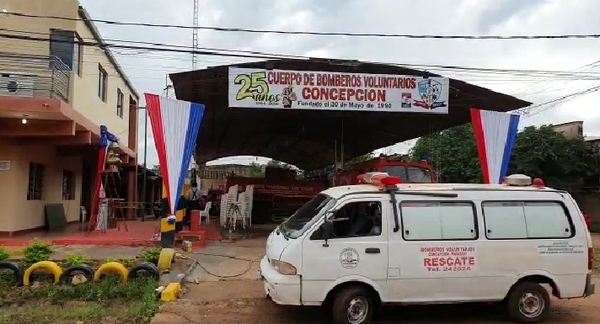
top-left (322, 219), bottom-right (334, 247)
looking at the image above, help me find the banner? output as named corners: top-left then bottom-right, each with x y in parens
top-left (145, 94), bottom-right (205, 215)
top-left (228, 67), bottom-right (449, 113)
top-left (470, 108), bottom-right (520, 184)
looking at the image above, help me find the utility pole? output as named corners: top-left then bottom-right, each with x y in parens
top-left (138, 105), bottom-right (148, 222)
top-left (192, 0), bottom-right (199, 69)
top-left (163, 75), bottom-right (172, 98)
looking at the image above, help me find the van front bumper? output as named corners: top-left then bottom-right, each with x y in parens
top-left (259, 256), bottom-right (302, 305)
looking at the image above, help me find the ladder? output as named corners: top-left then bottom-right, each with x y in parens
top-left (86, 170), bottom-right (128, 235)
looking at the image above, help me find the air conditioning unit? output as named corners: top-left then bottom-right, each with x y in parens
top-left (0, 73), bottom-right (35, 97)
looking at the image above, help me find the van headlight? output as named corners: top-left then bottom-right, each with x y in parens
top-left (270, 259), bottom-right (297, 275)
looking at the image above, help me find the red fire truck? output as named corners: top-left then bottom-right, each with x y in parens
top-left (333, 154), bottom-right (436, 185)
top-left (226, 167), bottom-right (328, 224)
top-left (225, 154), bottom-right (436, 224)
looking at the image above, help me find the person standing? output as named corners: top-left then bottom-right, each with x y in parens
top-left (185, 181), bottom-right (203, 227)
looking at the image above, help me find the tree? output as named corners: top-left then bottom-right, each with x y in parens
top-left (509, 125), bottom-right (599, 191)
top-left (247, 162), bottom-right (264, 178)
top-left (302, 152), bottom-right (375, 180)
top-left (345, 152), bottom-right (375, 167)
top-left (409, 124), bottom-right (600, 190)
top-left (409, 124), bottom-right (480, 183)
top-left (266, 159), bottom-right (293, 169)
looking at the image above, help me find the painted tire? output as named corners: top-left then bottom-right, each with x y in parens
top-left (128, 262), bottom-right (160, 279)
top-left (0, 260), bottom-right (24, 286)
top-left (59, 264), bottom-right (95, 285)
top-left (157, 248), bottom-right (175, 272)
top-left (93, 261), bottom-right (128, 283)
top-left (23, 261), bottom-right (63, 286)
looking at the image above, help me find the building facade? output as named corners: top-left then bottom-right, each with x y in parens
top-left (0, 0), bottom-right (139, 235)
top-left (550, 121), bottom-right (584, 139)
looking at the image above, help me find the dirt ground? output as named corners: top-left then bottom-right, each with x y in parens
top-left (151, 234), bottom-right (600, 324)
top-left (152, 281), bottom-right (600, 324)
top-left (592, 233), bottom-right (600, 247)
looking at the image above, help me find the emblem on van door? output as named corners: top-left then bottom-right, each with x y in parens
top-left (339, 248), bottom-right (359, 269)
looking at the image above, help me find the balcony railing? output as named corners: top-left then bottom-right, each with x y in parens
top-left (0, 52), bottom-right (70, 102)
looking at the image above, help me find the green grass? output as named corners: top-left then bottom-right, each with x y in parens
top-left (0, 274), bottom-right (159, 324)
top-left (590, 222), bottom-right (600, 234)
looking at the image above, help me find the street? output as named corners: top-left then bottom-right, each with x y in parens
top-left (152, 280), bottom-right (600, 324)
top-left (149, 235), bottom-right (600, 324)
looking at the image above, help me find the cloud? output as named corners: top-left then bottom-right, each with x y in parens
top-left (79, 0), bottom-right (600, 166)
top-left (470, 0), bottom-right (551, 33)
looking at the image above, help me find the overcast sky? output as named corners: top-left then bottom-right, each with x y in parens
top-left (79, 0), bottom-right (600, 168)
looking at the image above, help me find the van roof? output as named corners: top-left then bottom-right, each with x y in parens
top-left (321, 182), bottom-right (556, 199)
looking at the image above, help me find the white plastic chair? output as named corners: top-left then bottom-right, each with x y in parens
top-left (201, 201), bottom-right (212, 225)
top-left (219, 193), bottom-right (228, 226)
top-left (237, 190), bottom-right (247, 229)
top-left (241, 185), bottom-right (254, 229)
top-left (224, 185), bottom-right (239, 230)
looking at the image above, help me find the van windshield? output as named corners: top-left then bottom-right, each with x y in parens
top-left (280, 194), bottom-right (337, 239)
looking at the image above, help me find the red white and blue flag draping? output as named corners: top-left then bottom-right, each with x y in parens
top-left (145, 93), bottom-right (205, 216)
top-left (91, 125), bottom-right (119, 229)
top-left (470, 108), bottom-right (520, 184)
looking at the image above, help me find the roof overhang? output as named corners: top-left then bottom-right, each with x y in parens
top-left (170, 59), bottom-right (531, 170)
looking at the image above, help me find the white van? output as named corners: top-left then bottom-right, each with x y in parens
top-left (259, 173), bottom-right (595, 324)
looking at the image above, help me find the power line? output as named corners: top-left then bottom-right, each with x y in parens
top-left (517, 84), bottom-right (600, 117)
top-left (511, 59), bottom-right (600, 97)
top-left (5, 28), bottom-right (600, 113)
top-left (0, 32), bottom-right (299, 60)
top-left (0, 27), bottom-right (293, 61)
top-left (7, 36), bottom-right (597, 85)
top-left (3, 30), bottom-right (600, 81)
top-left (5, 27), bottom-right (600, 80)
top-left (3, 27), bottom-right (598, 115)
top-left (4, 11), bottom-right (600, 40)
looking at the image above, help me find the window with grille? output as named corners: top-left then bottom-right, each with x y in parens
top-left (27, 163), bottom-right (45, 200)
top-left (49, 30), bottom-right (83, 76)
top-left (62, 170), bottom-right (75, 200)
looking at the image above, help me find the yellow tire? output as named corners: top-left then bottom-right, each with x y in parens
top-left (93, 261), bottom-right (129, 283)
top-left (157, 248), bottom-right (175, 272)
top-left (23, 261), bottom-right (63, 286)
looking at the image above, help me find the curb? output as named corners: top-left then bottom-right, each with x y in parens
top-left (158, 255), bottom-right (199, 302)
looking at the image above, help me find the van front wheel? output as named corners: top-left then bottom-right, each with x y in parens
top-left (332, 286), bottom-right (374, 324)
top-left (507, 282), bottom-right (550, 323)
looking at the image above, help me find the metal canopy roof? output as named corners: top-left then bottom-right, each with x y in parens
top-left (170, 59), bottom-right (531, 171)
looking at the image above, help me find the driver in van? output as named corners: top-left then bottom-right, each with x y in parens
top-left (347, 203), bottom-right (380, 236)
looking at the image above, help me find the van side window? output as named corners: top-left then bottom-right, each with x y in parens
top-left (482, 201), bottom-right (574, 239)
top-left (329, 201), bottom-right (383, 238)
top-left (400, 201), bottom-right (477, 241)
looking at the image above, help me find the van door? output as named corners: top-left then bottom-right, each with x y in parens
top-left (301, 196), bottom-right (390, 304)
top-left (387, 198), bottom-right (484, 302)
